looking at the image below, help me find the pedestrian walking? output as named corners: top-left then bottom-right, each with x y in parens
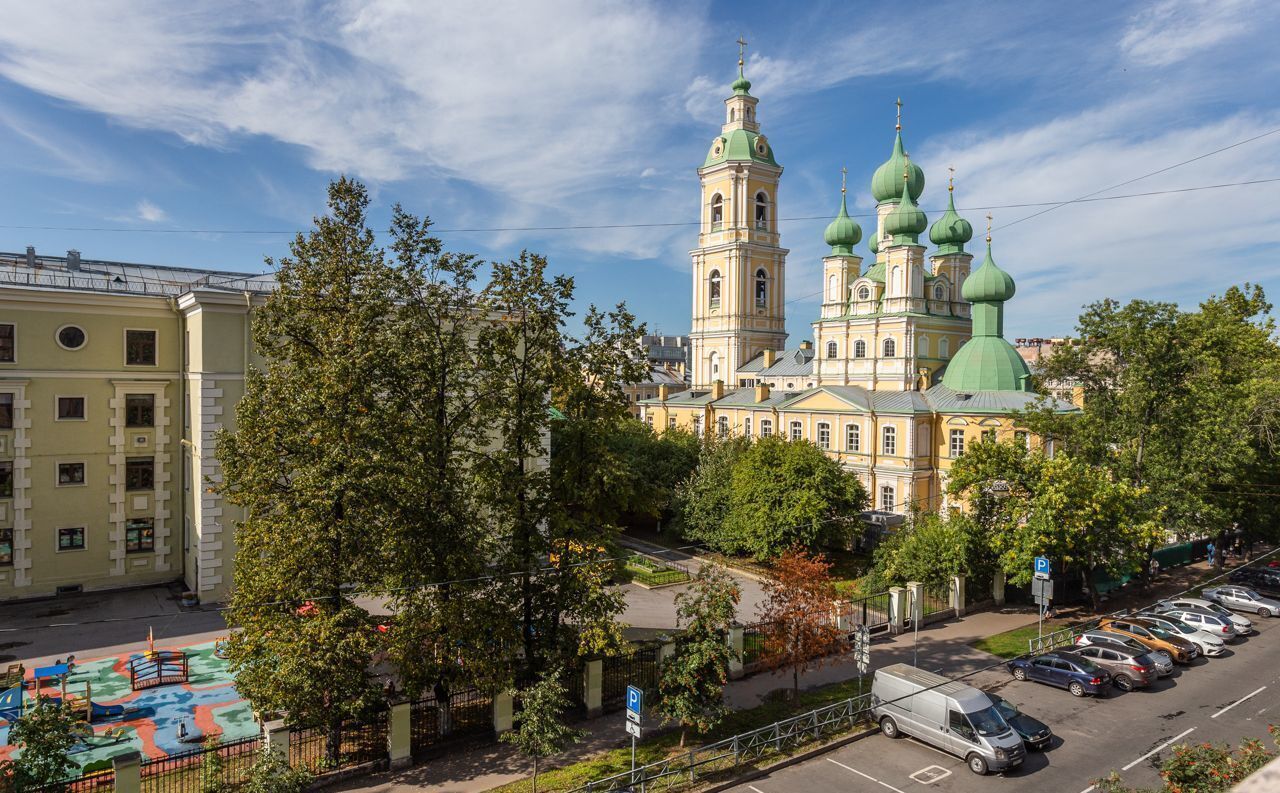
top-left (1149, 558), bottom-right (1160, 579)
top-left (1207, 542), bottom-right (1216, 567)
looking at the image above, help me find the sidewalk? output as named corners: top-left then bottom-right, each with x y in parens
top-left (328, 608), bottom-right (1042, 793)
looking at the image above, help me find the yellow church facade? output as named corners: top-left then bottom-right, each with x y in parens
top-left (640, 60), bottom-right (1073, 515)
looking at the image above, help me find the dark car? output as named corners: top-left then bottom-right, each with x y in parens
top-left (989, 694), bottom-right (1053, 750)
top-left (1229, 568), bottom-right (1280, 595)
top-left (1007, 651), bottom-right (1112, 697)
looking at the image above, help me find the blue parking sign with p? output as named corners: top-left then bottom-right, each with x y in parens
top-left (1035, 557), bottom-right (1051, 576)
top-left (626, 685), bottom-right (643, 716)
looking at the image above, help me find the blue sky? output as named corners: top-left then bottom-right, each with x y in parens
top-left (1, 0), bottom-right (1278, 342)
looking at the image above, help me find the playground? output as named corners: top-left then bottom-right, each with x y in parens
top-left (0, 638), bottom-right (256, 771)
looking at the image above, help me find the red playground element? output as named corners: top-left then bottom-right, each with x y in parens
top-left (128, 651), bottom-right (189, 691)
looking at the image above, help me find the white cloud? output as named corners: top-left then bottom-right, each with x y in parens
top-left (1119, 0), bottom-right (1253, 67)
top-left (135, 199), bottom-right (168, 223)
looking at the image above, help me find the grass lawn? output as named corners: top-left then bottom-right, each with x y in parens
top-left (970, 619), bottom-right (1078, 658)
top-left (489, 675), bottom-right (874, 793)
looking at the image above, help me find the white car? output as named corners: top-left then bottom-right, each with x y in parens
top-left (1203, 586), bottom-right (1280, 618)
top-left (1159, 598), bottom-right (1253, 635)
top-left (1159, 606), bottom-right (1242, 640)
top-left (1137, 612), bottom-right (1226, 656)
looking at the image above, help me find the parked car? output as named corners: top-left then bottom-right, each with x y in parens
top-left (1203, 585), bottom-right (1280, 618)
top-left (1155, 605), bottom-right (1243, 640)
top-left (1074, 631), bottom-right (1174, 676)
top-left (1136, 612), bottom-right (1227, 656)
top-left (1228, 568), bottom-right (1280, 595)
top-left (1097, 617), bottom-right (1198, 664)
top-left (872, 664), bottom-right (1025, 775)
top-left (1007, 651), bottom-right (1112, 697)
top-left (1158, 598), bottom-right (1253, 634)
top-left (989, 694), bottom-right (1053, 750)
top-left (1071, 643), bottom-right (1158, 690)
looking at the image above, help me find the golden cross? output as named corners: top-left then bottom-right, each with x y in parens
top-left (841, 166), bottom-right (847, 195)
top-left (986, 213), bottom-right (993, 242)
top-left (895, 97), bottom-right (902, 131)
top-left (737, 36), bottom-right (748, 66)
top-left (948, 166), bottom-right (955, 192)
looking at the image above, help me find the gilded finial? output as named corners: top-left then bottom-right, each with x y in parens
top-left (737, 36), bottom-right (747, 68)
top-left (841, 166), bottom-right (847, 195)
top-left (895, 97), bottom-right (902, 131)
top-left (986, 213), bottom-right (993, 243)
top-left (948, 166), bottom-right (955, 193)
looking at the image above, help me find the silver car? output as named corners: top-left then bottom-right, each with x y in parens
top-left (1074, 630), bottom-right (1174, 676)
top-left (1159, 598), bottom-right (1253, 634)
top-left (1203, 585), bottom-right (1280, 618)
top-left (1157, 606), bottom-right (1241, 640)
top-left (1137, 612), bottom-right (1226, 656)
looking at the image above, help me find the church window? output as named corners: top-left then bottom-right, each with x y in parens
top-left (882, 425), bottom-right (897, 456)
top-left (755, 269), bottom-right (768, 306)
top-left (982, 429), bottom-right (997, 443)
top-left (828, 274), bottom-right (838, 301)
top-left (918, 336), bottom-right (929, 357)
top-left (789, 421), bottom-right (803, 441)
top-left (717, 416), bottom-right (729, 438)
top-left (693, 415), bottom-right (703, 437)
top-left (746, 106), bottom-right (753, 121)
top-left (668, 416), bottom-right (677, 429)
top-left (755, 192), bottom-right (769, 229)
top-left (709, 351), bottom-right (720, 377)
top-left (846, 424), bottom-right (860, 452)
top-left (760, 419), bottom-right (773, 437)
top-left (854, 340), bottom-right (867, 358)
top-left (858, 286), bottom-right (870, 300)
top-left (883, 338), bottom-right (896, 358)
top-left (786, 382), bottom-right (794, 389)
top-left (880, 485), bottom-right (896, 511)
top-left (826, 341), bottom-right (838, 359)
top-left (940, 338), bottom-right (950, 359)
top-left (710, 194), bottom-right (724, 229)
top-left (891, 266), bottom-right (901, 291)
top-left (744, 417), bottom-right (752, 437)
top-left (950, 429), bottom-right (965, 458)
top-left (709, 270), bottom-right (721, 307)
top-left (934, 284), bottom-right (945, 301)
top-left (817, 422), bottom-right (831, 449)
top-left (729, 108), bottom-right (736, 122)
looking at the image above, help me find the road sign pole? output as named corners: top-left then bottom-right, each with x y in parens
top-left (631, 734), bottom-right (636, 787)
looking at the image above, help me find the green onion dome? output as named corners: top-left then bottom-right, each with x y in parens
top-left (823, 194), bottom-right (862, 254)
top-left (868, 231), bottom-right (880, 256)
top-left (871, 131), bottom-right (925, 203)
top-left (884, 173), bottom-right (928, 244)
top-left (732, 64), bottom-right (751, 95)
top-left (961, 242), bottom-right (1016, 303)
top-left (929, 188), bottom-right (973, 254)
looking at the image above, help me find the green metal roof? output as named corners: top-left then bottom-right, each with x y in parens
top-left (961, 243), bottom-right (1015, 303)
top-left (928, 190), bottom-right (973, 254)
top-left (703, 128), bottom-right (778, 168)
top-left (823, 193), bottom-right (862, 254)
top-left (884, 176), bottom-right (928, 245)
top-left (871, 131), bottom-right (925, 204)
top-left (863, 260), bottom-right (886, 283)
top-left (940, 337), bottom-right (1032, 392)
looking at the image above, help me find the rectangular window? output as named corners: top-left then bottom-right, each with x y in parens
top-left (125, 394), bottom-right (155, 427)
top-left (760, 420), bottom-right (772, 437)
top-left (744, 418), bottom-right (752, 438)
top-left (125, 329), bottom-right (157, 366)
top-left (846, 424), bottom-right (860, 452)
top-left (57, 396), bottom-right (86, 421)
top-left (790, 421), bottom-right (803, 442)
top-left (58, 527), bottom-right (86, 551)
top-left (1015, 430), bottom-right (1029, 448)
top-left (645, 415), bottom-right (653, 427)
top-left (0, 324), bottom-right (13, 362)
top-left (0, 461), bottom-right (11, 498)
top-left (0, 393), bottom-right (12, 429)
top-left (693, 416), bottom-right (703, 437)
top-left (125, 457), bottom-right (154, 491)
top-left (0, 527), bottom-right (11, 566)
top-left (882, 426), bottom-right (896, 456)
top-left (880, 485), bottom-right (896, 511)
top-left (817, 422), bottom-right (831, 449)
top-left (717, 416), bottom-right (729, 438)
top-left (950, 429), bottom-right (966, 458)
top-left (57, 462), bottom-right (85, 486)
top-left (126, 518), bottom-right (155, 553)
top-left (668, 416), bottom-right (677, 430)
top-left (982, 429), bottom-right (997, 443)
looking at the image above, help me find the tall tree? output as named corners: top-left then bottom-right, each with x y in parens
top-left (2, 698), bottom-right (83, 789)
top-left (676, 435), bottom-right (752, 547)
top-left (865, 511), bottom-right (989, 592)
top-left (607, 420), bottom-right (700, 527)
top-left (759, 550), bottom-right (842, 695)
top-left (657, 564), bottom-right (741, 746)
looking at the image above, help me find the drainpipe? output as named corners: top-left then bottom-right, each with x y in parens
top-left (168, 296), bottom-right (189, 591)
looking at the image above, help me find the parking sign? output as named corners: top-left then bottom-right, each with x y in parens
top-left (1034, 557), bottom-right (1051, 580)
top-left (626, 685), bottom-right (643, 718)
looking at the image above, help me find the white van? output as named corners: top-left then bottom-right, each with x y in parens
top-left (871, 663), bottom-right (1026, 775)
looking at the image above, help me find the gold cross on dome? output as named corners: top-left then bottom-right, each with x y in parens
top-left (948, 166), bottom-right (955, 192)
top-left (737, 36), bottom-right (748, 66)
top-left (895, 97), bottom-right (902, 131)
top-left (841, 166), bottom-right (847, 195)
top-left (986, 213), bottom-right (993, 242)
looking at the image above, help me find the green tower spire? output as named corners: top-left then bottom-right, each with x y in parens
top-left (871, 98), bottom-right (924, 203)
top-left (884, 166), bottom-right (928, 245)
top-left (928, 169), bottom-right (974, 255)
top-left (823, 168), bottom-right (862, 255)
top-left (732, 36), bottom-right (752, 95)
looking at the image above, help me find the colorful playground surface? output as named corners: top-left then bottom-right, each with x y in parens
top-left (0, 640), bottom-right (256, 771)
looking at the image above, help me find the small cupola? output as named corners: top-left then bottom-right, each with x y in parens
top-left (871, 99), bottom-right (925, 204)
top-left (884, 166), bottom-right (928, 245)
top-left (823, 172), bottom-right (862, 255)
top-left (929, 171), bottom-right (974, 255)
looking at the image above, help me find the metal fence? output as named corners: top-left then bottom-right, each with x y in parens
top-left (141, 734), bottom-right (261, 793)
top-left (289, 709), bottom-right (389, 773)
top-left (741, 619), bottom-right (781, 670)
top-left (409, 686), bottom-right (494, 760)
top-left (34, 770), bottom-right (116, 793)
top-left (602, 644), bottom-right (661, 711)
top-left (624, 553), bottom-right (692, 587)
top-left (561, 661), bottom-right (588, 719)
top-left (571, 693), bottom-right (872, 792)
top-left (842, 592), bottom-right (891, 634)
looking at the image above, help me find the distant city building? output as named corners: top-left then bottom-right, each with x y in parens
top-left (639, 334), bottom-right (690, 373)
top-left (1014, 337), bottom-right (1082, 405)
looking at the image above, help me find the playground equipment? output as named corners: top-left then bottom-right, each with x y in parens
top-left (214, 636), bottom-right (231, 659)
top-left (129, 651), bottom-right (189, 691)
top-left (0, 663), bottom-right (135, 729)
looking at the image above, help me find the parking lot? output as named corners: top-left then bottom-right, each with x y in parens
top-left (728, 609), bottom-right (1280, 792)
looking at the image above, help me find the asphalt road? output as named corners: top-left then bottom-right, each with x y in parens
top-left (727, 614), bottom-right (1280, 793)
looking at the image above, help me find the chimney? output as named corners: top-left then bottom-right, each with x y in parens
top-left (711, 379), bottom-right (725, 400)
top-left (66, 250), bottom-right (81, 271)
top-left (754, 382), bottom-right (770, 403)
top-left (25, 246), bottom-right (36, 268)
top-left (762, 349), bottom-right (776, 368)
top-left (658, 384), bottom-right (670, 401)
top-left (799, 340), bottom-right (813, 351)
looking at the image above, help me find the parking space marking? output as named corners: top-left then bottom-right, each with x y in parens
top-left (747, 786), bottom-right (766, 793)
top-left (1211, 685), bottom-right (1266, 718)
top-left (1122, 728), bottom-right (1196, 771)
top-left (1079, 786), bottom-right (1096, 793)
top-left (909, 765), bottom-right (952, 784)
top-left (826, 758), bottom-right (907, 793)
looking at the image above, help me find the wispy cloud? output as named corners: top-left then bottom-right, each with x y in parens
top-left (1119, 0), bottom-right (1253, 67)
top-left (135, 199), bottom-right (167, 223)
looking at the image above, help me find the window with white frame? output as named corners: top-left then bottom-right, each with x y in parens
top-left (917, 336), bottom-right (929, 356)
top-left (58, 527), bottom-right (85, 551)
top-left (883, 338), bottom-right (896, 358)
top-left (981, 429), bottom-right (997, 443)
top-left (56, 396), bottom-right (85, 421)
top-left (710, 194), bottom-right (724, 228)
top-left (880, 485), bottom-right (896, 511)
top-left (717, 416), bottom-right (729, 438)
top-left (882, 425), bottom-right (897, 455)
top-left (756, 269), bottom-right (768, 306)
top-left (708, 270), bottom-right (722, 307)
top-left (1015, 430), bottom-right (1029, 448)
top-left (846, 424), bottom-right (860, 451)
top-left (693, 415), bottom-right (703, 437)
top-left (755, 192), bottom-right (769, 229)
top-left (950, 429), bottom-right (965, 457)
top-left (857, 286), bottom-right (870, 300)
top-left (817, 422), bottom-right (830, 449)
top-left (668, 416), bottom-right (677, 429)
top-left (828, 274), bottom-right (838, 301)
top-left (744, 417), bottom-right (752, 437)
top-left (645, 415), bottom-right (653, 427)
top-left (854, 340), bottom-right (867, 358)
top-left (125, 329), bottom-right (157, 366)
top-left (760, 419), bottom-right (773, 437)
top-left (126, 518), bottom-right (155, 553)
top-left (934, 284), bottom-right (945, 301)
top-left (826, 341), bottom-right (838, 359)
top-left (709, 351), bottom-right (720, 378)
top-left (0, 324), bottom-right (13, 363)
top-left (789, 421), bottom-right (803, 441)
top-left (940, 338), bottom-right (950, 358)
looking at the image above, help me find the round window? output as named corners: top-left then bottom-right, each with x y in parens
top-left (57, 325), bottom-right (86, 350)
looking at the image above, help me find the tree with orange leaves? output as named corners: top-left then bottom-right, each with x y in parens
top-left (759, 549), bottom-right (842, 695)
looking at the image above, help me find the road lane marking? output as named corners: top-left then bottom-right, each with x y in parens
top-left (1211, 685), bottom-right (1267, 719)
top-left (748, 786), bottom-right (766, 793)
top-left (826, 758), bottom-right (907, 793)
top-left (1122, 728), bottom-right (1196, 771)
top-left (1079, 786), bottom-right (1096, 793)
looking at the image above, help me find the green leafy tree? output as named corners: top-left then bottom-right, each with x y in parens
top-left (658, 565), bottom-right (741, 746)
top-left (241, 746), bottom-right (312, 793)
top-left (607, 420), bottom-right (700, 527)
top-left (198, 736), bottom-right (227, 793)
top-left (759, 550), bottom-right (842, 694)
top-left (3, 697), bottom-right (83, 789)
top-left (866, 511), bottom-right (989, 592)
top-left (501, 671), bottom-right (587, 793)
top-left (676, 435), bottom-right (752, 547)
